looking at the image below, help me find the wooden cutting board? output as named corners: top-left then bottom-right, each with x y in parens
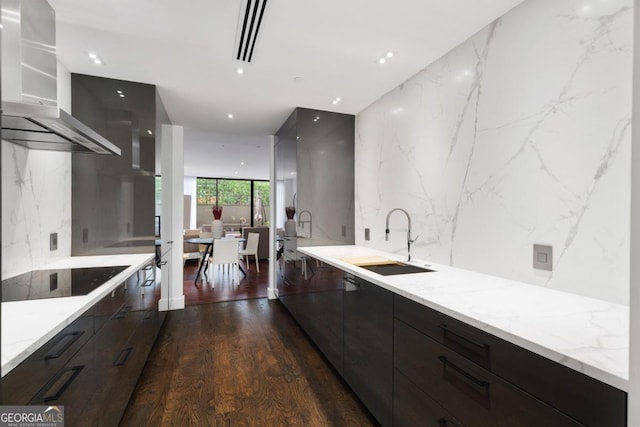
top-left (339, 255), bottom-right (398, 266)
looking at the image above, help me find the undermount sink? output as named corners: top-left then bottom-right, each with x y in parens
top-left (359, 262), bottom-right (435, 276)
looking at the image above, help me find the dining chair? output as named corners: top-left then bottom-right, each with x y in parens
top-left (238, 232), bottom-right (260, 272)
top-left (207, 238), bottom-right (240, 288)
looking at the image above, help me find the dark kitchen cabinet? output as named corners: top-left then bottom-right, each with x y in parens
top-left (278, 260), bottom-right (627, 426)
top-left (343, 274), bottom-right (393, 427)
top-left (2, 278), bottom-right (166, 426)
top-left (394, 318), bottom-right (581, 427)
top-left (394, 295), bottom-right (627, 427)
top-left (393, 368), bottom-right (463, 427)
top-left (1, 307), bottom-right (94, 405)
top-left (278, 255), bottom-right (345, 373)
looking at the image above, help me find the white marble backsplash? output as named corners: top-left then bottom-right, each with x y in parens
top-left (355, 0), bottom-right (632, 304)
top-left (1, 143), bottom-right (72, 278)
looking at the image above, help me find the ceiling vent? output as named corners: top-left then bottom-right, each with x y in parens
top-left (234, 0), bottom-right (268, 62)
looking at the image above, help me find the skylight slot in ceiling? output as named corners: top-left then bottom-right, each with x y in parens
top-left (234, 0), bottom-right (268, 62)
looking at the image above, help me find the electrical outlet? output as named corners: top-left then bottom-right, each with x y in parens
top-left (50, 233), bottom-right (58, 251)
top-left (49, 272), bottom-right (58, 291)
top-left (364, 228), bottom-right (370, 241)
top-left (533, 244), bottom-right (553, 271)
top-left (342, 225), bottom-right (346, 237)
top-left (83, 228), bottom-right (89, 244)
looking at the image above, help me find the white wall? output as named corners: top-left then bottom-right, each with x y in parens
top-left (157, 129), bottom-right (271, 180)
top-left (355, 0), bottom-right (632, 304)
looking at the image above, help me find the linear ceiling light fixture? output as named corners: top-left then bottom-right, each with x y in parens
top-left (235, 0), bottom-right (268, 62)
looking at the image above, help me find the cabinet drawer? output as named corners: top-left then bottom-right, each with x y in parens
top-left (60, 311), bottom-right (150, 426)
top-left (394, 319), bottom-right (582, 427)
top-left (30, 311), bottom-right (152, 426)
top-left (394, 295), bottom-right (626, 426)
top-left (394, 369), bottom-right (463, 427)
top-left (1, 309), bottom-right (94, 404)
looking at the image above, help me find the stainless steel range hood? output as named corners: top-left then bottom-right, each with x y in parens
top-left (2, 101), bottom-right (121, 154)
top-left (1, 0), bottom-right (121, 155)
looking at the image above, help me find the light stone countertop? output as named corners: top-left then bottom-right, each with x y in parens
top-left (1, 253), bottom-right (155, 377)
top-left (296, 245), bottom-right (628, 392)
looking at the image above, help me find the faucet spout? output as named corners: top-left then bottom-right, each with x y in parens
top-left (385, 208), bottom-right (415, 261)
top-left (298, 210), bottom-right (313, 237)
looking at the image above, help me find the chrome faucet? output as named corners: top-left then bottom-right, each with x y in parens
top-left (298, 210), bottom-right (313, 238)
top-left (385, 208), bottom-right (418, 261)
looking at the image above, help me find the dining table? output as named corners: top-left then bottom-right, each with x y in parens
top-left (185, 237), bottom-right (247, 284)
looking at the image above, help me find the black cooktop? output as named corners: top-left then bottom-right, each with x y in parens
top-left (1, 266), bottom-right (129, 302)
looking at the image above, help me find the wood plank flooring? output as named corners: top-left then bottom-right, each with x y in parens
top-left (182, 259), bottom-right (268, 305)
top-left (120, 299), bottom-right (377, 426)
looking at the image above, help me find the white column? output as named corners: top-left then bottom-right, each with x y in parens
top-left (159, 124), bottom-right (185, 311)
top-left (268, 135), bottom-right (278, 299)
top-left (629, 1), bottom-right (640, 424)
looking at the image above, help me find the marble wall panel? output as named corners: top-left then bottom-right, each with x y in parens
top-left (1, 144), bottom-right (71, 277)
top-left (355, 0), bottom-right (632, 304)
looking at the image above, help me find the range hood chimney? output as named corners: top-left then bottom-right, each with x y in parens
top-left (1, 0), bottom-right (120, 155)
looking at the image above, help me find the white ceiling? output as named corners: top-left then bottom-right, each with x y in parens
top-left (48, 0), bottom-right (523, 176)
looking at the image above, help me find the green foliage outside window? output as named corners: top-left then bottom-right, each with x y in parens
top-left (196, 178), bottom-right (269, 205)
top-left (254, 181), bottom-right (270, 206)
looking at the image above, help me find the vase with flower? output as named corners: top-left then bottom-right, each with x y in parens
top-left (212, 205), bottom-right (224, 238)
top-left (284, 194), bottom-right (297, 237)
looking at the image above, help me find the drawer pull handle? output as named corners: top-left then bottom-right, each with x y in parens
top-left (438, 418), bottom-right (461, 427)
top-left (115, 305), bottom-right (133, 319)
top-left (44, 331), bottom-right (84, 360)
top-left (439, 324), bottom-right (488, 350)
top-left (114, 347), bottom-right (133, 366)
top-left (41, 365), bottom-right (84, 402)
top-left (438, 356), bottom-right (489, 388)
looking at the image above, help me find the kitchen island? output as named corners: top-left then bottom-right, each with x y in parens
top-left (283, 245), bottom-right (627, 426)
top-left (1, 253), bottom-right (163, 425)
top-left (2, 253), bottom-right (157, 376)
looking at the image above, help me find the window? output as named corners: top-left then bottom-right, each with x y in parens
top-left (195, 178), bottom-right (270, 229)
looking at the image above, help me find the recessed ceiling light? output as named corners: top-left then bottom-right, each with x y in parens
top-left (117, 90), bottom-right (123, 94)
top-left (240, 161), bottom-right (245, 166)
top-left (236, 67), bottom-right (244, 75)
top-left (234, 171), bottom-right (239, 175)
top-left (119, 93), bottom-right (125, 98)
top-left (147, 129), bottom-right (153, 135)
top-left (378, 51), bottom-right (395, 65)
top-left (93, 58), bottom-right (102, 65)
top-left (88, 52), bottom-right (97, 60)
top-left (332, 97), bottom-right (341, 105)
top-left (227, 113), bottom-right (234, 119)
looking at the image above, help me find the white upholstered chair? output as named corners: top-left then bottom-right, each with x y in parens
top-left (238, 232), bottom-right (260, 272)
top-left (207, 238), bottom-right (240, 287)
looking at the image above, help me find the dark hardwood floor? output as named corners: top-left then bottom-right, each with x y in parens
top-left (120, 298), bottom-right (376, 426)
top-left (182, 259), bottom-right (269, 305)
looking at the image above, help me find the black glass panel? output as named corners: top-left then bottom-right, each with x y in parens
top-left (2, 266), bottom-right (129, 302)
